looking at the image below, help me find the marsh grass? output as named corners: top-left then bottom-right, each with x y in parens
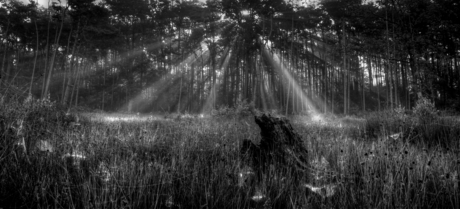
top-left (1, 99), bottom-right (459, 208)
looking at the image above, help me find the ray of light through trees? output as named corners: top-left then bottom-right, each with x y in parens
top-left (0, 0), bottom-right (459, 114)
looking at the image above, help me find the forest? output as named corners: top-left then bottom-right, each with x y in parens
top-left (0, 0), bottom-right (459, 208)
top-left (0, 0), bottom-right (459, 114)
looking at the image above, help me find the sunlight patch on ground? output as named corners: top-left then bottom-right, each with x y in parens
top-left (293, 113), bottom-right (332, 126)
top-left (293, 114), bottom-right (369, 128)
top-left (63, 151), bottom-right (87, 169)
top-left (251, 188), bottom-right (266, 202)
top-left (304, 184), bottom-right (337, 198)
top-left (311, 114), bottom-right (324, 122)
top-left (85, 113), bottom-right (210, 123)
top-left (238, 166), bottom-right (255, 187)
top-left (86, 113), bottom-right (166, 123)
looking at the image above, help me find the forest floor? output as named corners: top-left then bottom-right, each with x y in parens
top-left (1, 103), bottom-right (460, 208)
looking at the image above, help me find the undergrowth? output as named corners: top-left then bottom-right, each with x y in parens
top-left (0, 95), bottom-right (459, 208)
top-left (363, 97), bottom-right (460, 149)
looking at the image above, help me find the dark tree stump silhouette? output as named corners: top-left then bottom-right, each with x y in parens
top-left (241, 114), bottom-right (310, 182)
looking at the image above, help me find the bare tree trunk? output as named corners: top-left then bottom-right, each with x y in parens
top-left (0, 20), bottom-right (10, 87)
top-left (69, 59), bottom-right (83, 107)
top-left (73, 62), bottom-right (87, 107)
top-left (385, 6), bottom-right (393, 109)
top-left (29, 20), bottom-right (40, 96)
top-left (347, 58), bottom-right (350, 113)
top-left (377, 57), bottom-right (382, 112)
top-left (178, 74), bottom-right (182, 113)
top-left (62, 31), bottom-right (79, 105)
top-left (290, 17), bottom-right (295, 113)
top-left (0, 44), bottom-right (9, 87)
top-left (367, 56), bottom-right (373, 92)
top-left (43, 7), bottom-right (67, 98)
top-left (342, 21), bottom-right (348, 115)
top-left (392, 10), bottom-right (398, 107)
top-left (41, 4), bottom-right (52, 98)
top-left (321, 29), bottom-right (328, 113)
top-left (362, 56), bottom-right (366, 112)
top-left (61, 26), bottom-right (73, 103)
top-left (401, 58), bottom-right (409, 108)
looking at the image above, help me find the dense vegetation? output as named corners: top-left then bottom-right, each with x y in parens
top-left (1, 95), bottom-right (459, 208)
top-left (0, 0), bottom-right (459, 114)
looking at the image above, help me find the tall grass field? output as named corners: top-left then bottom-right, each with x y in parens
top-left (1, 97), bottom-right (459, 208)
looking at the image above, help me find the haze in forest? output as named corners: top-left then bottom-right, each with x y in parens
top-left (1, 0), bottom-right (459, 115)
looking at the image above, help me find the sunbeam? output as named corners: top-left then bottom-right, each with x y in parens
top-left (121, 37), bottom-right (213, 113)
top-left (113, 21), bottom-right (241, 114)
top-left (261, 39), bottom-right (321, 115)
top-left (200, 46), bottom-right (232, 113)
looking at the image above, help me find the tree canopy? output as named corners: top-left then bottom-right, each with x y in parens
top-left (1, 0), bottom-right (459, 114)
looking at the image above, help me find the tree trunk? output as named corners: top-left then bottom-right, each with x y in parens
top-left (367, 56), bottom-right (373, 92)
top-left (63, 31), bottom-right (79, 105)
top-left (29, 20), bottom-right (40, 96)
top-left (0, 19), bottom-right (10, 87)
top-left (377, 57), bottom-right (382, 112)
top-left (342, 21), bottom-right (348, 115)
top-left (385, 8), bottom-right (392, 110)
top-left (362, 56), bottom-right (366, 112)
top-left (61, 26), bottom-right (73, 103)
top-left (44, 7), bottom-right (67, 98)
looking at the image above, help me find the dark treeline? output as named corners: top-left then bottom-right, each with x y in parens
top-left (0, 0), bottom-right (459, 114)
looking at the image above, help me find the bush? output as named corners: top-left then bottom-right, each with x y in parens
top-left (0, 94), bottom-right (83, 154)
top-left (361, 99), bottom-right (459, 149)
top-left (363, 109), bottom-right (407, 140)
top-left (415, 117), bottom-right (460, 148)
top-left (0, 92), bottom-right (91, 208)
top-left (413, 94), bottom-right (438, 124)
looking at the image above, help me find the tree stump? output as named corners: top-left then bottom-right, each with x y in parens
top-left (241, 114), bottom-right (310, 182)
